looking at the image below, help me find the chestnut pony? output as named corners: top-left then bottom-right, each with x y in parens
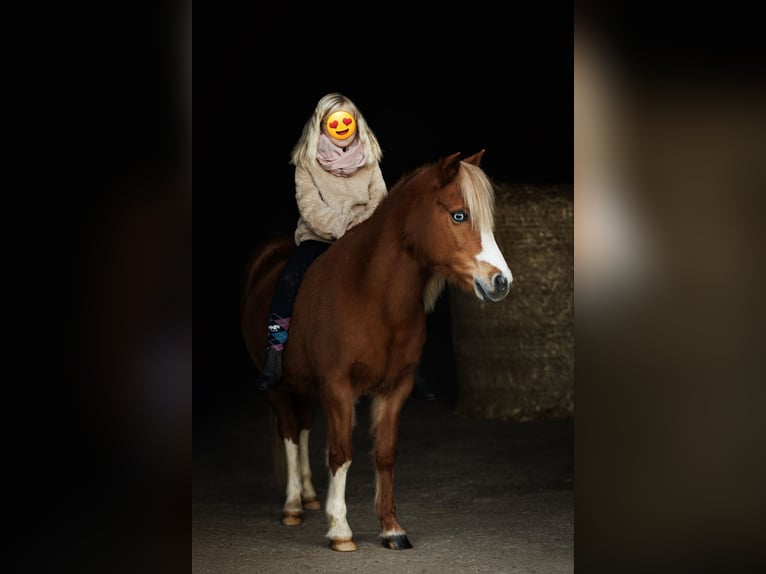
top-left (241, 151), bottom-right (512, 552)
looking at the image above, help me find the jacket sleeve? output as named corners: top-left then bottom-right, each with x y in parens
top-left (347, 164), bottom-right (388, 229)
top-left (366, 163), bottom-right (388, 211)
top-left (294, 166), bottom-right (349, 240)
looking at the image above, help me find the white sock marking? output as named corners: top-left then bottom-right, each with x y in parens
top-left (325, 460), bottom-right (352, 540)
top-left (283, 438), bottom-right (302, 514)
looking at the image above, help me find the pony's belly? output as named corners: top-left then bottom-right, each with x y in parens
top-left (287, 311), bottom-right (426, 393)
top-left (348, 359), bottom-right (417, 394)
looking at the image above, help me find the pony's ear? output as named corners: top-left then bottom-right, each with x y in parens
top-left (438, 152), bottom-right (463, 185)
top-left (463, 149), bottom-right (486, 166)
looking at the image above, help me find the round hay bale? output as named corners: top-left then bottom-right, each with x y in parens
top-left (450, 183), bottom-right (574, 421)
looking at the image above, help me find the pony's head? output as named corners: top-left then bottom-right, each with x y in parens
top-left (402, 150), bottom-right (513, 303)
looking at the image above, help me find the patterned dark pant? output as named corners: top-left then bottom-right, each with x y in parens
top-left (266, 240), bottom-right (330, 350)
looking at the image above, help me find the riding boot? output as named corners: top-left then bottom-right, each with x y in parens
top-left (255, 348), bottom-right (283, 390)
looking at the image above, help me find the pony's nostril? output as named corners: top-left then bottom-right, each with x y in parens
top-left (493, 274), bottom-right (509, 292)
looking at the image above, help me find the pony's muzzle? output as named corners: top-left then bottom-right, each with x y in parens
top-left (474, 272), bottom-right (511, 302)
top-left (493, 273), bottom-right (509, 293)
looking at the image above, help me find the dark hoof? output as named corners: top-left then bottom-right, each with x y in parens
top-left (381, 534), bottom-right (413, 550)
top-left (412, 388), bottom-right (436, 401)
top-left (411, 372), bottom-right (436, 401)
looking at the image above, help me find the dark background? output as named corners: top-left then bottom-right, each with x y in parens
top-left (195, 7), bottom-right (574, 425)
top-left (8, 4), bottom-right (763, 573)
top-left (5, 4), bottom-right (572, 572)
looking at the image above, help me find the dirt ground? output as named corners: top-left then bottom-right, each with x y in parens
top-left (193, 390), bottom-right (573, 574)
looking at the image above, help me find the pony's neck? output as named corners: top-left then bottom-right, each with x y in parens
top-left (354, 197), bottom-right (430, 317)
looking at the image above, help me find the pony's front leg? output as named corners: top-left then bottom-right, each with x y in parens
top-left (371, 385), bottom-right (414, 550)
top-left (323, 385), bottom-right (357, 552)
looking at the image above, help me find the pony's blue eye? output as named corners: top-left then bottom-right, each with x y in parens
top-left (451, 210), bottom-right (468, 223)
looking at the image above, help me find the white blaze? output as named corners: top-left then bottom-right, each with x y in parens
top-left (477, 230), bottom-right (513, 283)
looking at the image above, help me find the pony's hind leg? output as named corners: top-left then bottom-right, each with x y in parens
top-left (298, 429), bottom-right (321, 510)
top-left (295, 397), bottom-right (320, 510)
top-left (371, 387), bottom-right (414, 550)
top-left (281, 435), bottom-right (303, 525)
top-left (323, 384), bottom-right (357, 551)
top-left (270, 392), bottom-right (305, 526)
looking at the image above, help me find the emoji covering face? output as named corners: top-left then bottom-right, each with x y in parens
top-left (325, 110), bottom-right (356, 141)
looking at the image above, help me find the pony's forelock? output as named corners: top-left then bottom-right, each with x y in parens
top-left (457, 161), bottom-right (495, 232)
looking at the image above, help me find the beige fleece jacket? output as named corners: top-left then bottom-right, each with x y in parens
top-left (293, 161), bottom-right (387, 245)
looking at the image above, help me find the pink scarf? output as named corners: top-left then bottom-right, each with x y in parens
top-left (316, 133), bottom-right (366, 177)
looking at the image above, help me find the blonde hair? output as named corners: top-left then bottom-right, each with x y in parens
top-left (290, 93), bottom-right (383, 168)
